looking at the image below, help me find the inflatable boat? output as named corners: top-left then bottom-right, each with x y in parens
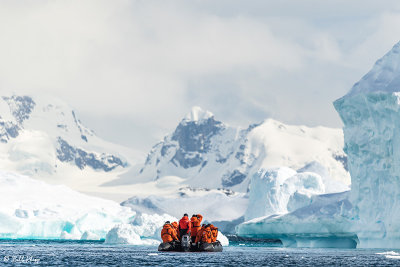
top-left (158, 235), bottom-right (223, 252)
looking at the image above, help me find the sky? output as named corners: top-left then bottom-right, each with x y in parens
top-left (1, 0), bottom-right (400, 153)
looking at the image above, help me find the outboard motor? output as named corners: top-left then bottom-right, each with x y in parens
top-left (181, 234), bottom-right (191, 252)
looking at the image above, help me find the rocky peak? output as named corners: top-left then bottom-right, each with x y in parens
top-left (2, 95), bottom-right (36, 124)
top-left (0, 95), bottom-right (36, 143)
top-left (169, 107), bottom-right (225, 169)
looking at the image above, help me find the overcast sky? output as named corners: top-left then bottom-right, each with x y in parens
top-left (1, 0), bottom-right (400, 153)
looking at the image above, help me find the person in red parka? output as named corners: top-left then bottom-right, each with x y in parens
top-left (178, 213), bottom-right (191, 239)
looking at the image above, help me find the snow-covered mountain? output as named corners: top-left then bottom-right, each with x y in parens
top-left (0, 94), bottom-right (141, 197)
top-left (129, 106), bottom-right (349, 192)
top-left (115, 106), bottom-right (350, 227)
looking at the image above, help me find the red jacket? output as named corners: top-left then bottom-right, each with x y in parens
top-left (179, 216), bottom-right (191, 232)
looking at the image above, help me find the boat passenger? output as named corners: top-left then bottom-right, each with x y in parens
top-left (171, 221), bottom-right (180, 239)
top-left (178, 213), bottom-right (191, 239)
top-left (195, 224), bottom-right (205, 244)
top-left (190, 214), bottom-right (203, 243)
top-left (210, 224), bottom-right (218, 243)
top-left (161, 221), bottom-right (179, 243)
top-left (195, 224), bottom-right (212, 244)
top-left (200, 224), bottom-right (212, 244)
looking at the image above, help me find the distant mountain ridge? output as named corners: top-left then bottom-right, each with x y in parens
top-left (0, 94), bottom-right (138, 197)
top-left (0, 95), bottom-right (35, 143)
top-left (134, 106), bottom-right (350, 192)
top-left (0, 96), bottom-right (350, 204)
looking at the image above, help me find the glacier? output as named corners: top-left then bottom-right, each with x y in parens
top-left (238, 41), bottom-right (400, 249)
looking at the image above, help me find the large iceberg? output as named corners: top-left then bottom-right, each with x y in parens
top-left (333, 41), bottom-right (400, 248)
top-left (238, 41), bottom-right (400, 249)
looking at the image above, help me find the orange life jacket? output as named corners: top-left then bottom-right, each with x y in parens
top-left (210, 224), bottom-right (218, 243)
top-left (171, 221), bottom-right (180, 238)
top-left (161, 224), bottom-right (178, 243)
top-left (200, 225), bottom-right (212, 243)
top-left (195, 226), bottom-right (204, 243)
top-left (190, 214), bottom-right (203, 238)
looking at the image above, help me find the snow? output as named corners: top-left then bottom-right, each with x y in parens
top-left (0, 94), bottom-right (144, 202)
top-left (184, 106), bottom-right (214, 122)
top-left (333, 41), bottom-right (400, 248)
top-left (133, 117), bottom-right (349, 193)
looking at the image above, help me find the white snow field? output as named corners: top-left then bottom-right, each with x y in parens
top-left (334, 41), bottom-right (400, 248)
top-left (239, 41), bottom-right (400, 249)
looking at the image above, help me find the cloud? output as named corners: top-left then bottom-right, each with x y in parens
top-left (0, 0), bottom-right (400, 151)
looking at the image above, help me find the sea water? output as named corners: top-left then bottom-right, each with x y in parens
top-left (0, 240), bottom-right (399, 266)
